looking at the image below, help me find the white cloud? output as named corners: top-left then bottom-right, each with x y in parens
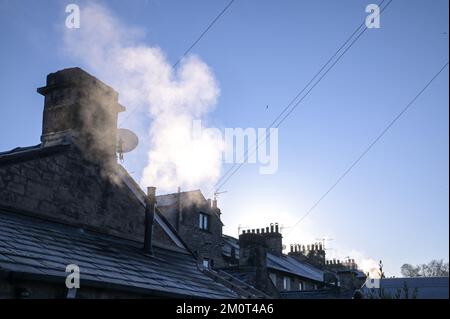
top-left (63, 2), bottom-right (223, 193)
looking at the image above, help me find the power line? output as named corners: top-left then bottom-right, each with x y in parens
top-left (213, 0), bottom-right (393, 193)
top-left (213, 0), bottom-right (391, 191)
top-left (172, 0), bottom-right (236, 68)
top-left (286, 61), bottom-right (449, 235)
top-left (120, 0), bottom-right (236, 126)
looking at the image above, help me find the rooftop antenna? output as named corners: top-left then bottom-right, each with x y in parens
top-left (116, 128), bottom-right (139, 163)
top-left (280, 225), bottom-right (293, 233)
top-left (213, 190), bottom-right (227, 201)
top-left (316, 237), bottom-right (334, 250)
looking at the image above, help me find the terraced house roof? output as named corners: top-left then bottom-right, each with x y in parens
top-left (0, 210), bottom-right (237, 298)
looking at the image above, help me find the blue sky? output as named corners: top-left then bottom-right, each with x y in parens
top-left (0, 0), bottom-right (448, 276)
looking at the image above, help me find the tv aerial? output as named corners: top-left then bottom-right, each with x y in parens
top-left (116, 128), bottom-right (139, 162)
top-left (214, 190), bottom-right (227, 200)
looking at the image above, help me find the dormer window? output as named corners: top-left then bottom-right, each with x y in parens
top-left (199, 212), bottom-right (209, 231)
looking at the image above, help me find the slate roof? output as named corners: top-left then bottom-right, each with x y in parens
top-left (0, 143), bottom-right (73, 166)
top-left (267, 253), bottom-right (324, 282)
top-left (361, 277), bottom-right (449, 299)
top-left (0, 144), bottom-right (41, 156)
top-left (222, 235), bottom-right (324, 282)
top-left (222, 234), bottom-right (239, 258)
top-left (156, 190), bottom-right (205, 207)
top-left (0, 210), bottom-right (237, 298)
top-left (156, 190), bottom-right (224, 226)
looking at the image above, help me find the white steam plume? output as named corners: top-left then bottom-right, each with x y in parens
top-left (63, 2), bottom-right (223, 192)
top-left (327, 247), bottom-right (381, 278)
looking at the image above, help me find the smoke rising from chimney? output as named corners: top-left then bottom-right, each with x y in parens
top-left (63, 2), bottom-right (223, 192)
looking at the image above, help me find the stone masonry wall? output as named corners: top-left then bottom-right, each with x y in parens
top-left (0, 145), bottom-right (175, 248)
top-left (177, 203), bottom-right (224, 268)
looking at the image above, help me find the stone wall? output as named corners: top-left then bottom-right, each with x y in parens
top-left (0, 277), bottom-right (152, 298)
top-left (177, 202), bottom-right (224, 268)
top-left (0, 144), bottom-right (175, 249)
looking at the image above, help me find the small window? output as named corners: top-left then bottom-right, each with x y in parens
top-left (199, 212), bottom-right (209, 230)
top-left (298, 282), bottom-right (304, 291)
top-left (202, 258), bottom-right (210, 269)
top-left (283, 276), bottom-right (291, 290)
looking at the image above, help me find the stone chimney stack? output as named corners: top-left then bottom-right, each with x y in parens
top-left (239, 231), bottom-right (268, 292)
top-left (37, 68), bottom-right (125, 164)
top-left (262, 223), bottom-right (283, 255)
top-left (241, 223), bottom-right (283, 256)
top-left (288, 242), bottom-right (326, 268)
top-left (211, 197), bottom-right (221, 217)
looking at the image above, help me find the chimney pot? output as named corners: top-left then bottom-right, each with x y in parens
top-left (270, 223), bottom-right (274, 232)
top-left (275, 223), bottom-right (279, 233)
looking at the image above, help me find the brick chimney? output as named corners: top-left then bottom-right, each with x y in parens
top-left (37, 68), bottom-right (125, 164)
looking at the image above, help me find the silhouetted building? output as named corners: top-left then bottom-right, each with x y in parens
top-left (0, 68), bottom-right (239, 299)
top-left (156, 189), bottom-right (225, 269)
top-left (361, 277), bottom-right (449, 299)
top-left (221, 228), bottom-right (327, 298)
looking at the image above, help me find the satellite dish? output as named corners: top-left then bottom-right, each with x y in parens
top-left (116, 128), bottom-right (139, 162)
